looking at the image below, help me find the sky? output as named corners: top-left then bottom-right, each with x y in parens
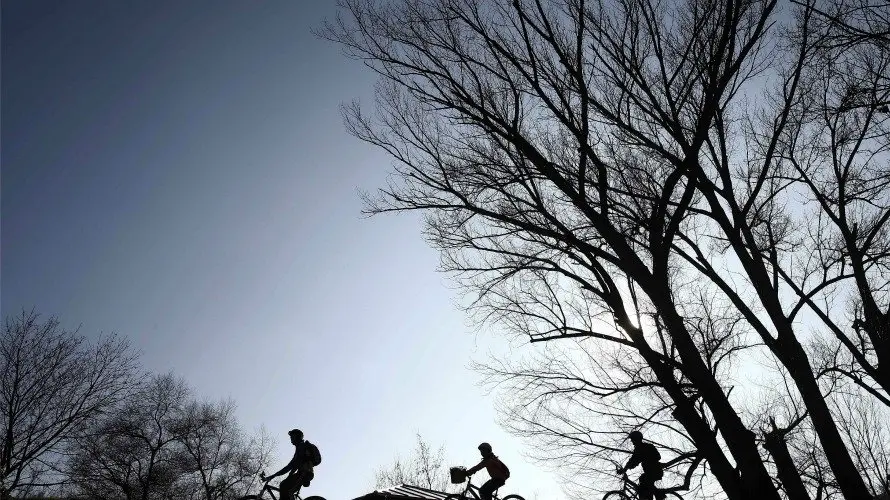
top-left (1, 1), bottom-right (565, 498)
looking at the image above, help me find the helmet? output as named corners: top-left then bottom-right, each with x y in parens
top-left (288, 429), bottom-right (304, 440)
top-left (478, 442), bottom-right (493, 453)
top-left (628, 431), bottom-right (643, 441)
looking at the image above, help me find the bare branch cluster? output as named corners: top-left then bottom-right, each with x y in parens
top-left (374, 433), bottom-right (458, 493)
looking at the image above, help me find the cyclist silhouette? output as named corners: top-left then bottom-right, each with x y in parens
top-left (261, 429), bottom-right (315, 500)
top-left (617, 431), bottom-right (664, 500)
top-left (465, 442), bottom-right (510, 500)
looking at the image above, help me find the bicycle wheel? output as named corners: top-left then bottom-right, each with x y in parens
top-left (601, 491), bottom-right (631, 500)
top-left (502, 495), bottom-right (526, 500)
top-left (303, 497), bottom-right (327, 500)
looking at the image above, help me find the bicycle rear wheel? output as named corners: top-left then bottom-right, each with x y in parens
top-left (502, 494), bottom-right (526, 500)
top-left (303, 497), bottom-right (327, 500)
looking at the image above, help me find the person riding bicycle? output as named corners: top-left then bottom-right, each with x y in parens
top-left (465, 442), bottom-right (510, 500)
top-left (617, 431), bottom-right (664, 500)
top-left (261, 429), bottom-right (315, 499)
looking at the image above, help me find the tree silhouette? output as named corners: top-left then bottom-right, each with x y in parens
top-left (68, 374), bottom-right (190, 500)
top-left (0, 311), bottom-right (137, 498)
top-left (68, 374), bottom-right (272, 500)
top-left (173, 399), bottom-right (273, 500)
top-left (323, 0), bottom-right (889, 498)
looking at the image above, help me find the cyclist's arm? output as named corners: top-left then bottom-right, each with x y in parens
top-left (466, 458), bottom-right (487, 475)
top-left (619, 450), bottom-right (641, 473)
top-left (268, 453), bottom-right (298, 479)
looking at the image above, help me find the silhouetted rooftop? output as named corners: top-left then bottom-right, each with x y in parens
top-left (352, 484), bottom-right (450, 500)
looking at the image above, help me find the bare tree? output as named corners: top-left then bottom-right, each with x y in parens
top-left (323, 0), bottom-right (889, 498)
top-left (173, 400), bottom-right (273, 500)
top-left (374, 434), bottom-right (456, 493)
top-left (68, 373), bottom-right (190, 500)
top-left (68, 374), bottom-right (272, 500)
top-left (0, 310), bottom-right (138, 498)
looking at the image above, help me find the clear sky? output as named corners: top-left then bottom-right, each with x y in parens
top-left (1, 1), bottom-right (564, 498)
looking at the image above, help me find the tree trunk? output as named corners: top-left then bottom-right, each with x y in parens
top-left (656, 303), bottom-right (781, 500)
top-left (715, 204), bottom-right (873, 499)
top-left (763, 429), bottom-right (810, 500)
top-left (635, 287), bottom-right (781, 500)
top-left (636, 348), bottom-right (743, 497)
top-left (778, 336), bottom-right (871, 499)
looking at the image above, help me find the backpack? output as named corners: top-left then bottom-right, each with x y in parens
top-left (640, 442), bottom-right (661, 464)
top-left (305, 440), bottom-right (322, 466)
top-left (494, 457), bottom-right (510, 479)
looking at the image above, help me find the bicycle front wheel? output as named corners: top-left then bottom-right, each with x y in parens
top-left (601, 492), bottom-right (630, 500)
top-left (502, 495), bottom-right (526, 500)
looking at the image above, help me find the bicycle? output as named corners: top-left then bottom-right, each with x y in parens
top-left (443, 467), bottom-right (525, 500)
top-left (601, 472), bottom-right (684, 500)
top-left (238, 471), bottom-right (326, 500)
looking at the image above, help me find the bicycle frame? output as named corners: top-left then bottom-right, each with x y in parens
top-left (603, 473), bottom-right (635, 499)
top-left (457, 475), bottom-right (502, 500)
top-left (258, 482), bottom-right (284, 500)
top-left (602, 473), bottom-right (684, 500)
top-left (239, 470), bottom-right (326, 500)
top-left (246, 482), bottom-right (271, 500)
top-left (253, 481), bottom-right (308, 500)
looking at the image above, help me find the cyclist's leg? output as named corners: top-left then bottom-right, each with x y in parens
top-left (479, 479), bottom-right (506, 500)
top-left (652, 468), bottom-right (666, 500)
top-left (637, 472), bottom-right (656, 500)
top-left (280, 474), bottom-right (300, 500)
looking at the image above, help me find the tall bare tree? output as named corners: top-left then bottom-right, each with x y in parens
top-left (323, 0), bottom-right (889, 498)
top-left (0, 310), bottom-right (138, 498)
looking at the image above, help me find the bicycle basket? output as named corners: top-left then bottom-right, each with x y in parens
top-left (449, 466), bottom-right (467, 484)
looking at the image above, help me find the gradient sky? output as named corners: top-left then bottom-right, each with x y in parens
top-left (1, 1), bottom-right (564, 498)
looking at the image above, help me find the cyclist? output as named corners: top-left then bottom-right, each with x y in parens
top-left (261, 429), bottom-right (315, 499)
top-left (465, 442), bottom-right (510, 500)
top-left (617, 431), bottom-right (664, 500)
